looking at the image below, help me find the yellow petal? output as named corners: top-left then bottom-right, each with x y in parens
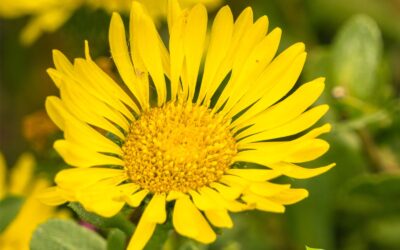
top-left (60, 82), bottom-right (125, 139)
top-left (267, 162), bottom-right (336, 179)
top-left (127, 218), bottom-right (156, 250)
top-left (134, 3), bottom-right (167, 106)
top-left (226, 169), bottom-right (280, 182)
top-left (82, 55), bottom-right (140, 116)
top-left (126, 189), bottom-right (149, 207)
top-left (210, 182), bottom-right (241, 200)
top-left (54, 140), bottom-right (124, 168)
top-left (230, 44), bottom-right (306, 128)
top-left (52, 49), bottom-right (74, 79)
top-left (143, 193), bottom-right (167, 223)
top-left (205, 209), bottom-right (233, 228)
top-left (9, 153), bottom-right (35, 195)
top-left (284, 139), bottom-right (330, 163)
top-left (197, 5), bottom-right (233, 104)
top-left (167, 0), bottom-right (182, 34)
top-left (0, 152), bottom-right (7, 199)
top-left (64, 117), bottom-right (122, 155)
top-left (236, 77), bottom-right (325, 139)
top-left (55, 167), bottom-right (126, 191)
top-left (240, 104), bottom-right (329, 144)
top-left (269, 188), bottom-right (309, 205)
top-left (37, 186), bottom-right (68, 206)
top-left (217, 28), bottom-right (282, 115)
top-left (242, 193), bottom-right (285, 213)
top-left (189, 190), bottom-right (223, 211)
top-left (202, 7), bottom-right (254, 103)
top-left (73, 57), bottom-right (138, 119)
top-left (77, 183), bottom-right (126, 218)
top-left (182, 4), bottom-right (207, 101)
top-left (109, 12), bottom-right (145, 107)
top-left (248, 182), bottom-right (290, 197)
top-left (45, 96), bottom-right (71, 131)
top-left (168, 10), bottom-right (186, 101)
top-left (166, 190), bottom-right (186, 201)
top-left (173, 197), bottom-right (216, 244)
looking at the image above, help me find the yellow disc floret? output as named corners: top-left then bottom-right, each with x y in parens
top-left (122, 101), bottom-right (237, 193)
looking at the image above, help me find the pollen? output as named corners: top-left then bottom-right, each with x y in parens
top-left (122, 101), bottom-right (237, 194)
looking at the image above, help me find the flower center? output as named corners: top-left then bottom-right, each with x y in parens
top-left (122, 102), bottom-right (237, 193)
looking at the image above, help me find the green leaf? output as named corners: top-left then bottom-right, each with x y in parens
top-left (30, 219), bottom-right (106, 250)
top-left (0, 196), bottom-right (24, 233)
top-left (68, 202), bottom-right (134, 235)
top-left (107, 228), bottom-right (127, 250)
top-left (331, 15), bottom-right (382, 101)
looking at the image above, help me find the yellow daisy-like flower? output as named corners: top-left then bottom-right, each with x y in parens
top-left (40, 0), bottom-right (335, 249)
top-left (0, 153), bottom-right (66, 250)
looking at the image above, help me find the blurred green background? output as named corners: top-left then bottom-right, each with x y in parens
top-left (1, 0), bottom-right (399, 249)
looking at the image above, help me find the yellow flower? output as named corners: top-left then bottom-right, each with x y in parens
top-left (0, 153), bottom-right (66, 250)
top-left (40, 0), bottom-right (335, 249)
top-left (0, 0), bottom-right (221, 45)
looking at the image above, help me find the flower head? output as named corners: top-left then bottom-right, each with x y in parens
top-left (40, 0), bottom-right (334, 249)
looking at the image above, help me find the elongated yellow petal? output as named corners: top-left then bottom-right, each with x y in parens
top-left (37, 186), bottom-right (68, 206)
top-left (226, 169), bottom-right (280, 182)
top-left (9, 153), bottom-right (34, 195)
top-left (133, 3), bottom-right (167, 106)
top-left (168, 10), bottom-right (186, 101)
top-left (45, 96), bottom-right (71, 131)
top-left (236, 77), bottom-right (324, 139)
top-left (173, 196), bottom-right (216, 243)
top-left (125, 189), bottom-right (149, 207)
top-left (203, 7), bottom-right (254, 103)
top-left (189, 190), bottom-right (224, 211)
top-left (240, 104), bottom-right (329, 144)
top-left (210, 182), bottom-right (242, 200)
top-left (59, 79), bottom-right (126, 139)
top-left (267, 162), bottom-right (336, 179)
top-left (242, 193), bottom-right (285, 213)
top-left (54, 140), bottom-right (124, 168)
top-left (217, 28), bottom-right (281, 115)
top-left (183, 4), bottom-right (207, 101)
top-left (62, 75), bottom-right (130, 132)
top-left (167, 0), bottom-right (182, 34)
top-left (197, 5), bottom-right (233, 104)
top-left (127, 218), bottom-right (156, 250)
top-left (0, 153), bottom-right (6, 199)
top-left (64, 118), bottom-right (122, 155)
top-left (284, 139), bottom-right (330, 163)
top-left (205, 209), bottom-right (233, 228)
top-left (109, 12), bottom-right (145, 107)
top-left (269, 188), bottom-right (309, 205)
top-left (73, 57), bottom-right (138, 119)
top-left (248, 182), bottom-right (290, 197)
top-left (230, 45), bottom-right (306, 128)
top-left (52, 50), bottom-right (74, 80)
top-left (55, 167), bottom-right (126, 191)
top-left (143, 193), bottom-right (167, 223)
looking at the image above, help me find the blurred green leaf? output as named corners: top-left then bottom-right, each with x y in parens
top-left (0, 196), bottom-right (24, 233)
top-left (331, 15), bottom-right (382, 102)
top-left (367, 216), bottom-right (400, 248)
top-left (339, 173), bottom-right (400, 214)
top-left (30, 219), bottom-right (106, 250)
top-left (68, 202), bottom-right (134, 235)
top-left (107, 228), bottom-right (127, 250)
